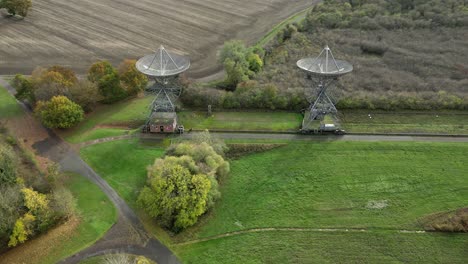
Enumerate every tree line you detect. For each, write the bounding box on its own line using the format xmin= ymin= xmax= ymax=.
xmin=12 ymin=60 xmax=148 ymax=129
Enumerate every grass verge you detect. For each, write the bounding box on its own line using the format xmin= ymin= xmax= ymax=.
xmin=178 ymin=111 xmax=302 ymax=132
xmin=80 ymin=139 xmax=165 ymax=206
xmin=175 ymin=231 xmax=468 ymax=264
xmin=60 ymin=96 xmax=151 ymax=143
xmin=341 ymin=110 xmax=468 ymax=134
xmin=39 ymin=173 xmax=117 ymax=264
xmin=0 ymin=85 xmax=22 ymax=119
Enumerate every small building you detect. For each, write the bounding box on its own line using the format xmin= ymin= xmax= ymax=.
xmin=145 ymin=112 xmax=177 ymax=133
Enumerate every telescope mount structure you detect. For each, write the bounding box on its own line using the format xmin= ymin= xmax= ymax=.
xmin=136 ymin=46 xmax=190 ymax=133
xmin=297 ymin=46 xmax=353 ymax=132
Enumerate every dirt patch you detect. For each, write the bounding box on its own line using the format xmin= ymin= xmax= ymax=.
xmin=0 ymin=217 xmax=80 ymax=264
xmin=4 ymin=113 xmax=52 ymax=172
xmin=420 ymin=207 xmax=468 ymax=232
xmin=0 ymin=0 xmax=314 ymax=78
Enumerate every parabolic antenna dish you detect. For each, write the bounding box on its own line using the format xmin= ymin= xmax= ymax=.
xmin=297 ymin=46 xmax=353 ymax=77
xmin=136 ymin=45 xmax=190 ymax=77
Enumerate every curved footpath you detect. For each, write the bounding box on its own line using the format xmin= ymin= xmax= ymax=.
xmin=0 ymin=78 xmax=180 ymax=264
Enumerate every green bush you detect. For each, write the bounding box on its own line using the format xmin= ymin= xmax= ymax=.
xmin=11 ymin=74 xmax=34 ymax=103
xmin=220 ymin=40 xmax=264 ymax=89
xmin=0 ymin=143 xmax=17 ymax=185
xmin=35 ymin=96 xmax=84 ymax=129
xmin=0 ymin=0 xmax=32 ymax=17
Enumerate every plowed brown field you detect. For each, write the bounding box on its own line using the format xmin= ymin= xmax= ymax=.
xmin=0 ymin=0 xmax=314 ymax=77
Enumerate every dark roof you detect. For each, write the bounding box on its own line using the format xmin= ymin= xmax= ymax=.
xmin=149 ymin=112 xmax=177 ymax=125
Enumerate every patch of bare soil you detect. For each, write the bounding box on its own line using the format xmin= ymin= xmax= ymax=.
xmin=5 ymin=113 xmax=52 ymax=171
xmin=0 ymin=0 xmax=315 ymax=78
xmin=0 ymin=217 xmax=80 ymax=264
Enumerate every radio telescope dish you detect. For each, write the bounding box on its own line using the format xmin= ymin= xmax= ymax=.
xmin=297 ymin=45 xmax=353 ymax=78
xmin=136 ymin=45 xmax=190 ymax=77
xmin=137 ymin=46 xmax=190 ymax=132
xmin=297 ymin=45 xmax=353 ymax=131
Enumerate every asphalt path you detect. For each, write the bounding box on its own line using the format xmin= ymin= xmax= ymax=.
xmin=175 ymin=132 xmax=468 ymax=143
xmin=0 ymin=79 xmax=180 ymax=264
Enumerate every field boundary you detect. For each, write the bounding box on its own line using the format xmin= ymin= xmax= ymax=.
xmin=176 ymin=227 xmax=433 ymax=246
xmin=75 ymin=131 xmax=468 ymax=148
xmin=192 ymin=129 xmax=468 ymax=137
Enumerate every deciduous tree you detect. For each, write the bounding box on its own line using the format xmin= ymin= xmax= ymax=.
xmin=88 ymin=61 xmax=116 ymax=83
xmin=35 ymin=95 xmax=84 ymax=128
xmin=8 ymin=213 xmax=35 ymax=247
xmin=68 ymin=80 xmax=101 ymax=112
xmin=98 ymin=72 xmax=126 ymax=103
xmin=118 ymin=59 xmax=148 ymax=95
xmin=11 ymin=74 xmax=34 ymax=102
xmin=138 ymin=157 xmax=211 ymax=231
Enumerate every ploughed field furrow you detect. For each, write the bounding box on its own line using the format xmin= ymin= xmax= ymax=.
xmin=0 ymin=0 xmax=312 ymax=76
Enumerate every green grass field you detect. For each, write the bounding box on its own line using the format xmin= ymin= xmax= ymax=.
xmin=61 ymin=93 xmax=467 ymax=144
xmin=178 ymin=111 xmax=302 ymax=132
xmin=176 ymin=231 xmax=467 ymax=264
xmin=40 ymin=173 xmax=117 ymax=264
xmin=80 ymin=139 xmax=165 ymax=206
xmin=0 ymin=86 xmax=22 ymax=119
xmin=61 ymin=96 xmax=152 ymax=143
xmin=341 ymin=110 xmax=468 ymax=134
xmin=80 ymin=139 xmax=468 ymax=263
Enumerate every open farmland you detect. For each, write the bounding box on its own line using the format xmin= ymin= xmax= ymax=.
xmin=0 ymin=0 xmax=314 ymax=77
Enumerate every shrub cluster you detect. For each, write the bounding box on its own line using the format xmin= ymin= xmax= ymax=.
xmin=219 ymin=41 xmax=265 ymax=90
xmin=304 ymin=0 xmax=468 ymax=31
xmin=138 ymin=132 xmax=229 ymax=232
xmin=424 ymin=208 xmax=468 ymax=233
xmin=0 ymin=0 xmax=32 ymax=17
xmin=0 ymin=138 xmax=75 ymax=250
xmin=182 ymin=80 xmax=307 ymax=111
xmin=359 ymin=40 xmax=388 ymax=56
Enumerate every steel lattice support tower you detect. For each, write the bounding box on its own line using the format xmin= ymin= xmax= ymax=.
xmin=136 ymin=45 xmax=190 ymax=126
xmin=297 ymin=46 xmax=353 ymax=130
